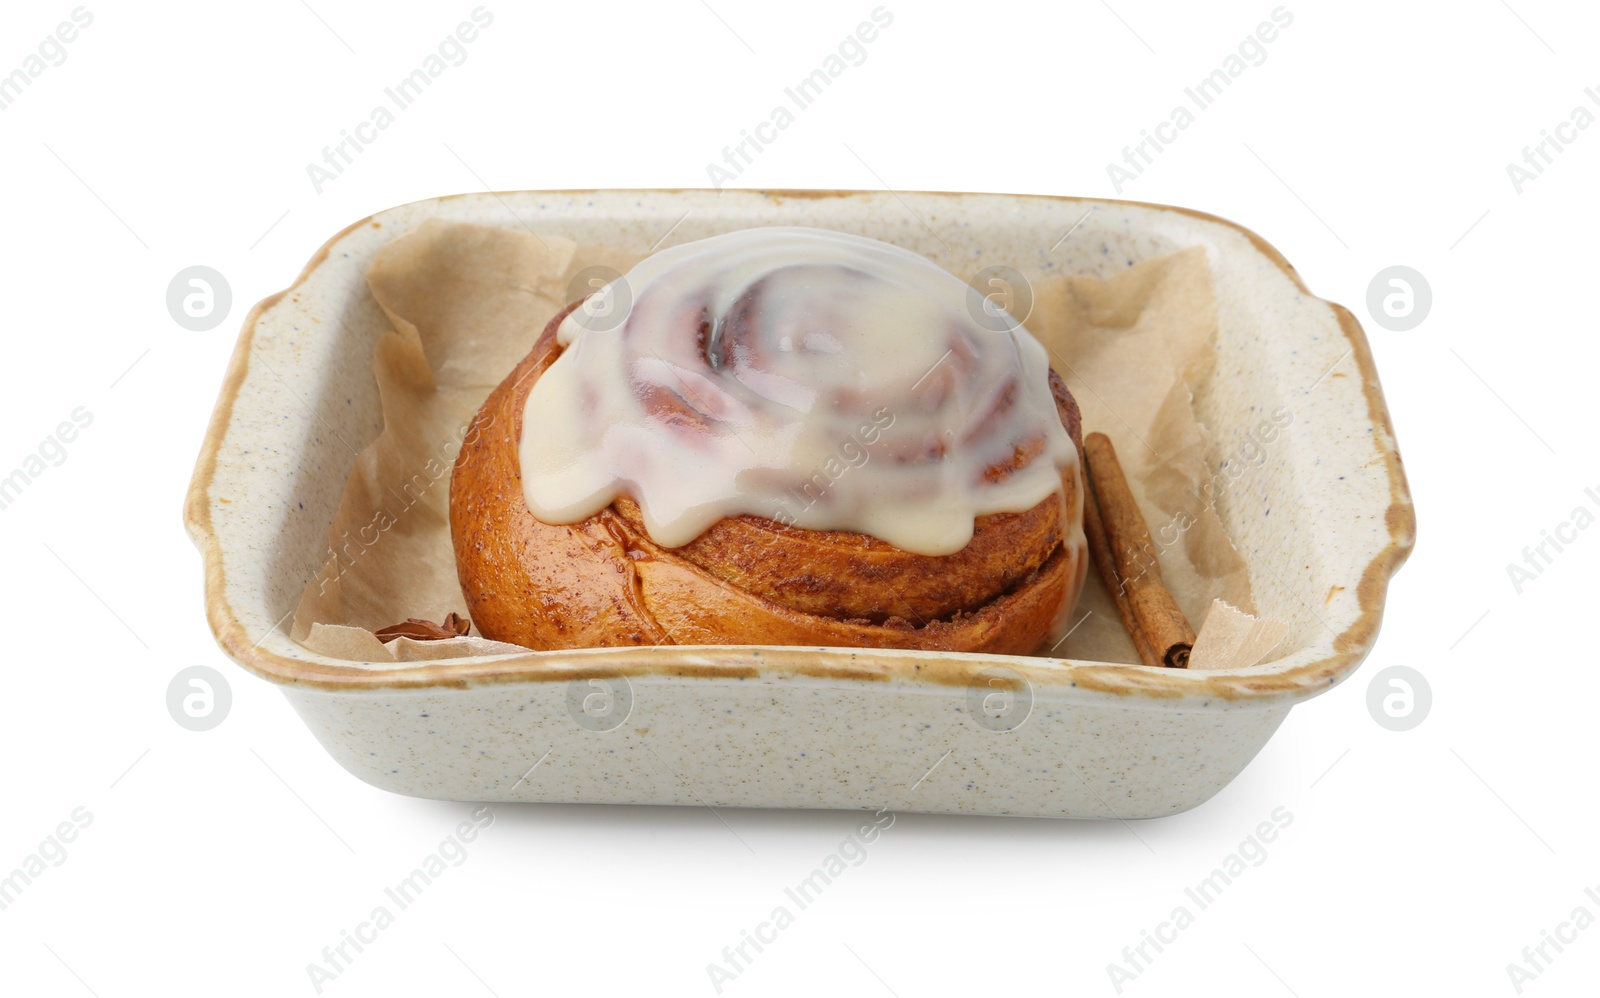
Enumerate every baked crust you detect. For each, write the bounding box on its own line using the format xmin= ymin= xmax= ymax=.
xmin=449 ymin=301 xmax=1084 ymax=654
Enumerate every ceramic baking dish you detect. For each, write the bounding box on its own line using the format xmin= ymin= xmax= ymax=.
xmin=184 ymin=189 xmax=1414 ymax=819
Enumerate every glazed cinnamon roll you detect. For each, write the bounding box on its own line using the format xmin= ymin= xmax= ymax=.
xmin=450 ymin=227 xmax=1086 ymax=654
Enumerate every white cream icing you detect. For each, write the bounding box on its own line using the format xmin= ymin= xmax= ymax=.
xmin=520 ymin=226 xmax=1079 ymax=559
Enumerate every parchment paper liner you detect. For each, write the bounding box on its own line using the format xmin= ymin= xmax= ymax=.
xmin=292 ymin=220 xmax=1275 ymax=668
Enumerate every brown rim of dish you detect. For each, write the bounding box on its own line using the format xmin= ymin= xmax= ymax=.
xmin=183 ymin=189 xmax=1416 ymax=701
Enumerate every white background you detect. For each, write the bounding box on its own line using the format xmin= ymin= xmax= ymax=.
xmin=2 ymin=1 xmax=1596 ymax=995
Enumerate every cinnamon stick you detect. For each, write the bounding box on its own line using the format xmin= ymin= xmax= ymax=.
xmin=1082 ymin=433 xmax=1196 ymax=668
xmin=1080 ymin=466 xmax=1160 ymax=667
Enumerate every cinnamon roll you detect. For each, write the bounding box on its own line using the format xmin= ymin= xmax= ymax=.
xmin=450 ymin=227 xmax=1087 ymax=654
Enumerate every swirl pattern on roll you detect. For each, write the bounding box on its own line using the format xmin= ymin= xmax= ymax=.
xmin=521 ymin=226 xmax=1077 ymax=557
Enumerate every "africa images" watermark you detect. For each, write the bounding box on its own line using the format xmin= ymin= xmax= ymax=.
xmin=305 ymin=7 xmax=495 ymax=193
xmin=0 ymin=406 xmax=94 ymax=514
xmin=706 ymin=809 xmax=895 ymax=992
xmin=0 ymin=7 xmax=94 ymax=113
xmin=1105 ymin=6 xmax=1294 ymax=194
xmin=764 ymin=406 xmax=895 ymax=537
xmin=705 ymin=7 xmax=895 ymax=188
xmin=1505 ymin=86 xmax=1600 ymax=194
xmin=1106 ymin=806 xmax=1293 ymax=992
xmin=1504 ymin=884 xmax=1600 ymax=993
xmin=0 ymin=806 xmax=94 ymax=913
xmin=305 ymin=806 xmax=495 ymax=992
xmin=1114 ymin=406 xmax=1292 ymax=595
xmin=1504 ymin=484 xmax=1600 ymax=595
xmin=307 ymin=410 xmax=496 ymax=596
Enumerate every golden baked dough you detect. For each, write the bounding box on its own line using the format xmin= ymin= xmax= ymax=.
xmin=450 ymin=301 xmax=1084 ymax=654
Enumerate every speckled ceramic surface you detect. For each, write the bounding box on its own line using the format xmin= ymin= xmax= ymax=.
xmin=184 ymin=190 xmax=1414 ymax=818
